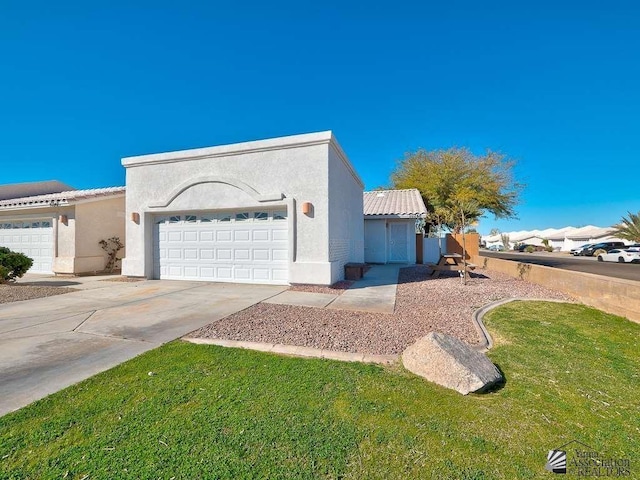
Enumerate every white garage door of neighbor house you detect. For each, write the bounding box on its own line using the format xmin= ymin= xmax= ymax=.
xmin=0 ymin=219 xmax=54 ymax=274
xmin=154 ymin=210 xmax=289 ymax=284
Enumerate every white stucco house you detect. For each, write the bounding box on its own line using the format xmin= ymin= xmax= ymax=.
xmin=482 ymin=225 xmax=627 ymax=252
xmin=363 ymin=189 xmax=426 ymax=264
xmin=545 ymin=227 xmax=577 ymax=251
xmin=0 ymin=181 xmax=125 ymax=274
xmin=562 ymin=225 xmax=620 ymax=251
xmin=121 ymin=131 xmax=365 ymax=285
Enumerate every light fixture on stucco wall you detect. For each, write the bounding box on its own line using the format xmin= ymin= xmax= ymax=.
xmin=302 ymin=202 xmax=313 ymax=215
xmin=131 ymin=212 xmax=140 ymax=224
xmin=59 ymin=214 xmax=68 ymax=226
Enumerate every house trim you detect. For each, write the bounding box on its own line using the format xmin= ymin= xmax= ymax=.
xmin=148 ymin=176 xmax=284 ymax=209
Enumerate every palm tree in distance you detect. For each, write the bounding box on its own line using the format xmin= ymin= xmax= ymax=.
xmin=612 ymin=211 xmax=640 ymax=243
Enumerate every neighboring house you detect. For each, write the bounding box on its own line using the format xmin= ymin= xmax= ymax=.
xmin=482 ymin=233 xmax=505 ymax=249
xmin=363 ymin=189 xmax=426 ymax=264
xmin=546 ymin=227 xmax=577 ymax=251
xmin=121 ymin=131 xmax=364 ymax=285
xmin=563 ymin=225 xmax=621 ymax=251
xmin=482 ymin=225 xmax=628 ymax=252
xmin=0 ymin=183 xmax=126 ymax=274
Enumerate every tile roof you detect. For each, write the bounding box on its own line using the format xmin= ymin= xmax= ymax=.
xmin=565 ymin=225 xmax=614 ymax=239
xmin=0 ymin=186 xmax=126 ymax=210
xmin=363 ymin=189 xmax=427 ymax=216
xmin=545 ymin=227 xmax=578 ymax=240
xmin=0 ymin=180 xmax=75 ymax=201
xmin=483 ymin=225 xmax=619 ymax=242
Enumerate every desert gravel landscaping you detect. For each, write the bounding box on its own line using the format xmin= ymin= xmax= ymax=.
xmin=0 ymin=284 xmax=77 ymax=304
xmin=191 ymin=266 xmax=574 ymax=355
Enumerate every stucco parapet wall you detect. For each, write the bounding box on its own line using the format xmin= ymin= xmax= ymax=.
xmin=121 ymin=131 xmax=363 ymax=188
xmin=475 ymin=254 xmax=640 ymax=323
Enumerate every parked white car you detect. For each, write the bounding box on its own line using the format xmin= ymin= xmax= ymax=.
xmin=571 ymin=243 xmax=593 ymax=256
xmin=597 ymin=248 xmax=640 ymax=263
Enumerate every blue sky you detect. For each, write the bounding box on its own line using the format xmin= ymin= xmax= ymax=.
xmin=1 ymin=1 xmax=638 ymax=234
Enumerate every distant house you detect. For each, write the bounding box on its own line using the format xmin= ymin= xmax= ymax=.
xmin=482 ymin=225 xmax=627 ymax=252
xmin=562 ymin=225 xmax=619 ymax=251
xmin=0 ymin=182 xmax=125 ymax=274
xmin=546 ymin=227 xmax=577 ymax=251
xmin=363 ymin=189 xmax=426 ymax=263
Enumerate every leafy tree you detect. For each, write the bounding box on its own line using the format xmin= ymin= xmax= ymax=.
xmin=611 ymin=211 xmax=640 ymax=243
xmin=489 ymin=228 xmax=501 ymax=236
xmin=0 ymin=247 xmax=33 ymax=282
xmin=391 ymin=147 xmax=522 ymax=233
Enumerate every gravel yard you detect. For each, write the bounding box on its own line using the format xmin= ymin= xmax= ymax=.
xmin=190 ymin=266 xmax=574 ymax=355
xmin=0 ymin=284 xmax=77 ymax=304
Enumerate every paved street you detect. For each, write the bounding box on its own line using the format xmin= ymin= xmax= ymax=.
xmin=481 ymin=251 xmax=640 ymax=282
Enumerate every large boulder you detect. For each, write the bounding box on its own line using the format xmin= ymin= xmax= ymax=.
xmin=402 ymin=332 xmax=503 ymax=395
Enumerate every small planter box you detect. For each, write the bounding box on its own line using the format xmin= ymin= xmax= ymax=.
xmin=344 ymin=263 xmax=366 ymax=280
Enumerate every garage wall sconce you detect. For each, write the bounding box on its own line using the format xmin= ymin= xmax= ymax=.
xmin=131 ymin=212 xmax=140 ymax=224
xmin=59 ymin=214 xmax=68 ymax=226
xmin=302 ymin=202 xmax=313 ymax=215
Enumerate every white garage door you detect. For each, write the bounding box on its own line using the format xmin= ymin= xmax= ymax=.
xmin=154 ymin=209 xmax=289 ymax=284
xmin=0 ymin=219 xmax=54 ymax=274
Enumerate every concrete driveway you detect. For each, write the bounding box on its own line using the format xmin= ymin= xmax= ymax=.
xmin=0 ymin=278 xmax=286 ymax=417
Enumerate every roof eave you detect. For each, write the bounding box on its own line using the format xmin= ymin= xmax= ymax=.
xmin=364 ymin=213 xmax=424 ymax=219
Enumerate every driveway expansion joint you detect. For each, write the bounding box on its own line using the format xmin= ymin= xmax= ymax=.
xmin=0 ymin=310 xmax=95 ymax=335
xmin=72 ymin=310 xmax=96 ymax=332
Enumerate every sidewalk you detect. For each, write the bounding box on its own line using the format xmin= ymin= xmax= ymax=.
xmin=327 ymin=264 xmax=401 ymax=314
xmin=264 ymin=264 xmax=403 ymax=314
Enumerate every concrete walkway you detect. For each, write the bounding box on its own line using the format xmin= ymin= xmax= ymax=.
xmin=327 ymin=264 xmax=402 ymax=314
xmin=263 ymin=264 xmax=403 ymax=314
xmin=0 ymin=278 xmax=286 ymax=417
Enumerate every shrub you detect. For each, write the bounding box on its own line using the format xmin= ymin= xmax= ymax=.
xmin=525 ymin=245 xmax=535 ymax=253
xmin=0 ymin=247 xmax=33 ymax=282
xmin=545 ymin=246 xmax=554 ymax=252
xmin=99 ymin=237 xmax=124 ymax=273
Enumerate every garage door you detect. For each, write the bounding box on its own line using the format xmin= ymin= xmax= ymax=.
xmin=153 ymin=209 xmax=289 ymax=284
xmin=0 ymin=219 xmax=54 ymax=274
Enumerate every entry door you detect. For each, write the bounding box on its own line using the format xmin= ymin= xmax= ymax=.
xmin=388 ymin=223 xmax=408 ymax=262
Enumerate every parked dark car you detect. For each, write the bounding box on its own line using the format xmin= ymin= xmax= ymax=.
xmin=570 ymin=243 xmax=593 ymax=256
xmin=580 ymin=241 xmax=627 ymax=257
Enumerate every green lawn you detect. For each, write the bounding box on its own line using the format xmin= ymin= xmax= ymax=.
xmin=1 ymin=301 xmax=639 ymax=479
